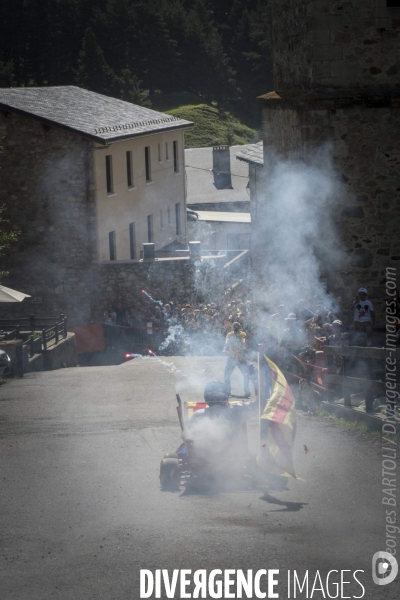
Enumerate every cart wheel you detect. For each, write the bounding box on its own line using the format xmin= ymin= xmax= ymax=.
xmin=160 ymin=458 xmax=180 ymax=490
xmin=163 ymin=452 xmax=179 ymax=459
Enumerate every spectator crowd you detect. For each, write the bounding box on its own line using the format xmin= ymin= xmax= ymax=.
xmin=101 ymin=286 xmax=400 ymax=415
xmin=103 ymin=295 xmax=255 ymax=354
xmin=102 ymin=286 xmax=399 ymax=356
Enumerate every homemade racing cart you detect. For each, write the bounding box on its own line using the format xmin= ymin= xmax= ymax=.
xmin=159 ymin=394 xmax=256 ymax=490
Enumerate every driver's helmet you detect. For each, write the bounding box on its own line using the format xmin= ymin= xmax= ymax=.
xmin=204 ymin=380 xmax=229 ymax=404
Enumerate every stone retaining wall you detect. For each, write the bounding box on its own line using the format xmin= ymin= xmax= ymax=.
xmin=91 ymin=258 xmax=226 ymax=321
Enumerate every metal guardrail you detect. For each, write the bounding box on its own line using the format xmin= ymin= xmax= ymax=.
xmin=322 ymin=345 xmax=400 ymax=413
xmin=0 ymin=314 xmax=68 ymax=358
xmin=0 ymin=313 xmax=66 ymax=332
xmin=27 ymin=319 xmax=68 ymax=358
xmin=102 ymin=322 xmax=169 ymax=353
xmin=100 ymin=322 xmax=225 ymax=355
xmin=0 ymin=326 xmax=21 ymax=340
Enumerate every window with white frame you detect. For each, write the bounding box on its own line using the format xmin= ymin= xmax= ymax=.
xmin=145 ymin=146 xmax=151 ymax=182
xmin=109 ymin=231 xmax=116 ymax=260
xmin=175 ymin=202 xmax=181 ymax=235
xmin=106 ymin=155 xmax=114 ymax=194
xmin=147 ymin=214 xmax=154 ymax=242
xmin=126 ymin=150 xmax=133 ymax=188
xmin=173 ymin=140 xmax=179 ymax=173
xmin=129 ymin=222 xmax=135 ymax=259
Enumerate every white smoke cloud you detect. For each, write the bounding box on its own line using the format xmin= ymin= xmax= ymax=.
xmin=152 ymin=146 xmax=345 ymax=360
xmin=252 ymin=145 xmax=345 ymax=313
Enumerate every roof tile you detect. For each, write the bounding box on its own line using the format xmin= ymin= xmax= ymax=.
xmin=0 ymin=86 xmax=193 ymax=144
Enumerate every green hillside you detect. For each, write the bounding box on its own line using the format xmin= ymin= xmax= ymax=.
xmin=165 ymin=104 xmax=260 ymax=149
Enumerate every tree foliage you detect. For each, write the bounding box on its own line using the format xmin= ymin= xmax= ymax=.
xmin=0 ymin=0 xmax=272 ymax=121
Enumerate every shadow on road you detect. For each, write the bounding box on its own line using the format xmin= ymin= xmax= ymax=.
xmin=261 ymin=492 xmax=308 ymax=512
xmin=179 ymin=480 xmax=259 ymax=497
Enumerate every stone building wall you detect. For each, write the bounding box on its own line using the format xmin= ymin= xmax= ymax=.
xmin=257 ymin=0 xmax=400 ymax=321
xmin=272 ymin=0 xmax=400 ymax=92
xmin=272 ymin=0 xmax=311 ymax=92
xmin=258 ymin=94 xmax=400 ymax=316
xmin=261 ymin=102 xmax=303 ymax=157
xmin=0 ymin=111 xmax=97 ymax=324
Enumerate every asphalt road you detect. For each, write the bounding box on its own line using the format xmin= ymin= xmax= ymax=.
xmin=0 ymin=356 xmax=398 ymax=600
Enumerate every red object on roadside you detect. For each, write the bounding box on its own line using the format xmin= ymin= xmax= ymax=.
xmin=69 ymin=324 xmax=105 ymax=353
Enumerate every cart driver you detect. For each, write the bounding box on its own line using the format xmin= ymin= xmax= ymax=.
xmin=189 ymin=380 xmax=257 ymax=445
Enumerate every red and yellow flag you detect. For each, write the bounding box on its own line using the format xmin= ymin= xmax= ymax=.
xmin=257 ymin=355 xmax=297 ymax=478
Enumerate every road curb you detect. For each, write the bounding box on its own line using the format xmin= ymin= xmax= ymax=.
xmin=321 ymin=401 xmax=400 ymax=432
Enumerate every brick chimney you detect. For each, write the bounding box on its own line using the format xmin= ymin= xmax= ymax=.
xmin=212 ymin=146 xmax=232 ymax=189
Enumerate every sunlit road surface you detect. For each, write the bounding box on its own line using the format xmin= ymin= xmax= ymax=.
xmin=0 ymin=357 xmax=396 ymax=600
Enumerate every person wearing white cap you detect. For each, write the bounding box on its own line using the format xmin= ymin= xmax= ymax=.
xmin=350 ymin=288 xmax=375 ymax=346
xmin=280 ymin=313 xmax=306 ymax=352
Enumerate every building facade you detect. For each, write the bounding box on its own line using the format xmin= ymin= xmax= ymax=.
xmin=94 ymin=130 xmax=187 ymax=262
xmin=235 ymin=142 xmax=264 ymax=258
xmin=187 ymin=210 xmax=251 ymax=253
xmin=185 ymin=145 xmax=252 ymax=252
xmin=0 ymin=86 xmax=192 ymax=322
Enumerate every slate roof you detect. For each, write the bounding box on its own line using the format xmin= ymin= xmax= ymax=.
xmin=0 ymin=86 xmax=193 ymax=144
xmin=235 ymin=141 xmax=264 ymax=166
xmin=185 ymin=144 xmax=254 ymax=205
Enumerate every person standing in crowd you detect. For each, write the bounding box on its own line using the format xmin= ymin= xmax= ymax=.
xmin=114 ymin=302 xmax=125 ymax=327
xmin=126 ymin=307 xmax=141 ymax=328
xmin=350 ymin=287 xmax=375 ymax=346
xmin=265 ymin=304 xmax=286 ymax=347
xmin=223 ymin=322 xmax=250 ymax=398
xmin=103 ymin=304 xmax=117 ymax=350
xmin=279 ymin=313 xmax=307 ymax=406
xmin=153 ymin=305 xmax=164 ymax=325
xmin=328 ymin=319 xmax=346 ymax=373
xmin=280 ymin=313 xmax=306 ymax=354
xmin=114 ymin=301 xmax=126 ymax=345
xmin=296 ymin=299 xmax=314 ymax=324
xmin=163 ymin=304 xmax=172 ymax=320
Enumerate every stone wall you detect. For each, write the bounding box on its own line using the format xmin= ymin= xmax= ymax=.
xmin=0 ymin=111 xmax=97 ymax=324
xmin=261 ymin=103 xmax=303 ymax=157
xmin=258 ymin=93 xmax=400 ymax=317
xmin=272 ymin=0 xmax=312 ymax=92
xmin=257 ymin=0 xmax=399 ymax=321
xmin=91 ymin=258 xmax=227 ymax=321
xmin=272 ymin=0 xmax=400 ymax=91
